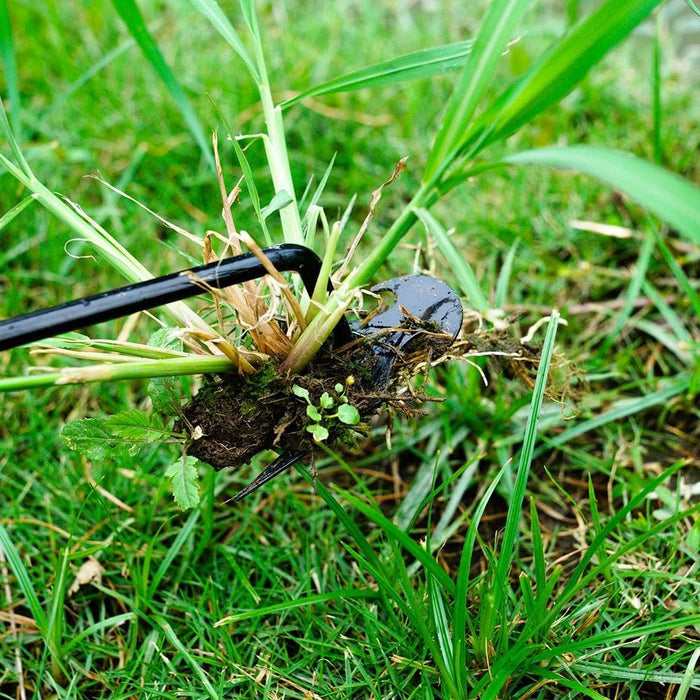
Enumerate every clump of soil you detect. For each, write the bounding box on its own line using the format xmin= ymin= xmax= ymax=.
xmin=179 ymin=339 xmax=421 ymax=471
xmin=179 ymin=326 xmax=543 ymax=473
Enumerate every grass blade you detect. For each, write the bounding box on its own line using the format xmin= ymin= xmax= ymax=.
xmin=188 ymin=0 xmax=258 ymax=80
xmin=490 ymin=310 xmax=559 ymax=650
xmin=423 ymin=0 xmax=530 ymax=183
xmin=653 ymin=228 xmax=700 ymax=319
xmin=39 ymin=39 xmax=135 ymax=127
xmin=154 ymin=616 xmax=218 ymax=699
xmin=0 ymin=194 xmax=35 ymax=232
xmin=600 ymin=228 xmax=655 ymax=353
xmin=0 ymin=97 xmax=31 ymax=176
xmin=542 ymin=374 xmax=691 ymax=451
xmin=494 ymin=239 xmax=519 ymax=308
xmin=677 ymin=647 xmax=700 ymax=700
xmin=415 ymin=208 xmax=490 ymax=313
xmin=339 ymin=489 xmax=456 ymax=597
xmin=464 ymin=0 xmax=662 ymax=155
xmin=147 ymin=507 xmax=200 ymax=598
xmin=110 ymin=0 xmax=214 ymax=170
xmin=504 ymin=146 xmax=700 ymax=246
xmin=0 ymin=0 xmax=20 ymax=139
xmin=281 ymin=40 xmax=473 ymax=108
xmin=62 ymin=613 xmax=135 ymax=655
xmin=0 ymin=524 xmax=48 ymax=635
xmin=215 ymin=588 xmax=378 ymax=625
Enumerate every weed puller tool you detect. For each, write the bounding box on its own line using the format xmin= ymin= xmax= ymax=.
xmin=0 ymin=244 xmax=462 ymax=499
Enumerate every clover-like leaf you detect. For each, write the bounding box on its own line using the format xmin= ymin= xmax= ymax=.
xmin=307 ymin=424 xmax=329 ymax=442
xmin=337 ymin=404 xmax=360 ymax=425
xmin=306 ymin=405 xmax=322 ymax=421
xmin=292 ymin=385 xmax=310 ymax=401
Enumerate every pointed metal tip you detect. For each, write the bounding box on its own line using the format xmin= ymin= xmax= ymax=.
xmin=233 ymin=452 xmax=302 ymax=501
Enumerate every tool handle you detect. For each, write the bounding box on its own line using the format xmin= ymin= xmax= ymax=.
xmin=0 ymin=244 xmax=352 ymax=351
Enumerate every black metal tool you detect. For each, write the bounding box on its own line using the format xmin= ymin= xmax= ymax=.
xmin=233 ymin=275 xmax=463 ymax=501
xmin=0 ymin=244 xmax=352 ymax=351
xmin=0 ymin=244 xmax=462 ymax=500
xmin=351 ymin=274 xmax=463 ymax=388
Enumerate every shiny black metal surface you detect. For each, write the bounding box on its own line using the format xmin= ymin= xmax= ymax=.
xmin=0 ymin=244 xmax=353 ymax=351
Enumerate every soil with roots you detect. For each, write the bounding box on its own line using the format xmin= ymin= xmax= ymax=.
xmin=178 ymin=328 xmax=542 ymax=473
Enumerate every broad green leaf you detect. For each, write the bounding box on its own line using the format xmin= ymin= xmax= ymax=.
xmin=504 ymin=146 xmax=700 ymax=246
xmin=336 ymin=403 xmax=360 ymax=426
xmin=147 ymin=332 xmax=185 ymax=415
xmin=148 ymin=327 xmax=183 ymax=351
xmin=319 ymin=392 xmax=334 ymax=410
xmin=415 ymin=207 xmax=489 ymax=312
xmin=0 ymin=0 xmax=20 ymax=138
xmin=281 ymin=40 xmax=473 ymax=109
xmin=306 ymin=405 xmax=322 ymax=421
xmin=61 ymin=418 xmax=126 ymax=460
xmin=188 ymin=0 xmax=259 ymax=80
xmin=110 ymin=0 xmax=214 ymax=170
xmin=61 ymin=418 xmax=115 ymax=460
xmin=462 ymin=0 xmax=662 ymax=156
xmin=423 ymin=0 xmax=530 ymax=182
xmin=164 ymin=456 xmax=200 ymax=509
xmin=148 ymin=376 xmax=183 ymax=415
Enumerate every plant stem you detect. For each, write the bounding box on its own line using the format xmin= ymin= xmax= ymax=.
xmin=282 ymin=183 xmax=439 ymax=374
xmin=255 ymin=59 xmax=304 ymax=245
xmin=348 ymin=183 xmax=436 ymax=288
xmin=0 ymin=356 xmax=238 ymax=393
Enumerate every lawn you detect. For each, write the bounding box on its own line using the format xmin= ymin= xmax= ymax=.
xmin=0 ymin=1 xmax=699 ymax=698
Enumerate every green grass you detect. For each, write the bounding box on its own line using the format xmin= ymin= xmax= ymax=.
xmin=1 ymin=0 xmax=699 ymax=697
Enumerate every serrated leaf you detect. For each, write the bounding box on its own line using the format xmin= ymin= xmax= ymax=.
xmin=336 ymin=404 xmax=360 ymax=426
xmin=165 ymin=456 xmax=200 ymax=509
xmin=104 ymin=410 xmax=164 ymax=442
xmin=61 ymin=418 xmax=113 ymax=460
xmin=148 ymin=377 xmax=182 ymax=416
xmin=148 ymin=327 xmax=183 ymax=351
xmin=62 ymin=410 xmax=166 ymax=460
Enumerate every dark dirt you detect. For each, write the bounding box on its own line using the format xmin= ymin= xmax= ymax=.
xmin=178 ymin=325 xmax=543 ymax=474
xmin=179 ymin=330 xmax=445 ymax=471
